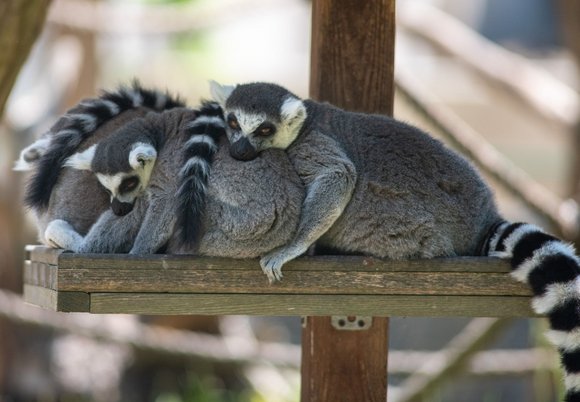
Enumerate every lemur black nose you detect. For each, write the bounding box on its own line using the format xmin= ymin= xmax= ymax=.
xmin=229 ymin=137 xmax=259 ymax=161
xmin=111 ymin=198 xmax=134 ymax=216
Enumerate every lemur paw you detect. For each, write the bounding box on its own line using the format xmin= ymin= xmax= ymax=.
xmin=45 ymin=219 xmax=81 ymax=251
xmin=260 ymin=247 xmax=303 ymax=283
xmin=260 ymin=254 xmax=285 ymax=283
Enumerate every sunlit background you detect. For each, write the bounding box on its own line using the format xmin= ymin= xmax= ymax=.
xmin=1 ymin=0 xmax=579 ymax=401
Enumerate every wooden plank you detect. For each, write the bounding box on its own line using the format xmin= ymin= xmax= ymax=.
xmin=88 ymin=293 xmax=534 ymax=316
xmin=23 ymin=284 xmax=90 ymax=312
xmin=23 ymin=261 xmax=58 ymax=290
xmin=56 ymin=252 xmax=513 ymax=273
xmin=29 ymin=246 xmax=514 ymax=273
xmin=24 ymin=246 xmax=534 ymax=318
xmin=57 ymin=291 xmax=90 ymax=313
xmin=29 ymin=246 xmax=65 ymax=266
xmin=301 ymin=317 xmax=388 ymax=402
xmin=55 ymin=268 xmax=531 ymax=296
xmin=23 ymin=284 xmax=58 ymax=311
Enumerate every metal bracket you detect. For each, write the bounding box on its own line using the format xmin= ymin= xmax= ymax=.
xmin=331 ymin=316 xmax=372 ymax=331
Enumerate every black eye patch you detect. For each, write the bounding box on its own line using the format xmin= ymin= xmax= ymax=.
xmin=254 ymin=122 xmax=276 ymax=137
xmin=227 ymin=113 xmax=239 ymax=130
xmin=119 ymin=176 xmax=140 ymax=194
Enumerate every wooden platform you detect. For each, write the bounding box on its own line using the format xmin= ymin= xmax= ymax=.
xmin=23 ymin=246 xmax=535 ymax=317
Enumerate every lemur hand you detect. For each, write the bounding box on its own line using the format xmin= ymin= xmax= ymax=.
xmin=45 ymin=219 xmax=82 ymax=251
xmin=260 ymin=245 xmax=306 ymax=283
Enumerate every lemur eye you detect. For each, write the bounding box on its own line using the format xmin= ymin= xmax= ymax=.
xmin=227 ymin=113 xmax=239 ymax=130
xmin=255 ymin=122 xmax=276 ymax=137
xmin=119 ymin=176 xmax=139 ymax=194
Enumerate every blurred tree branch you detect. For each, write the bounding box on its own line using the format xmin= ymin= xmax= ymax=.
xmin=0 ymin=0 xmax=51 ymax=118
xmin=557 ymin=0 xmax=580 ymax=64
xmin=398 ymin=1 xmax=579 ymax=128
xmin=556 ymin=0 xmax=580 ymax=214
xmin=0 ymin=1 xmax=51 ymax=394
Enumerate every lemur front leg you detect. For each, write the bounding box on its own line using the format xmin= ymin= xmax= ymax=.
xmin=45 ymin=201 xmax=145 ymax=253
xmin=129 ymin=196 xmax=177 ymax=254
xmin=260 ymin=158 xmax=357 ymax=282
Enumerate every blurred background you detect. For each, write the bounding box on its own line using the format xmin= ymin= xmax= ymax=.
xmin=1 ymin=0 xmax=580 ymax=401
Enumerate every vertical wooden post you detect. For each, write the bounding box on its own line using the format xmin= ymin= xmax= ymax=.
xmin=303 ymin=0 xmax=395 ymax=401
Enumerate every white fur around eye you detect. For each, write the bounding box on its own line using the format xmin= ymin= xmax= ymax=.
xmin=233 ymin=110 xmax=267 ymax=135
xmin=129 ymin=142 xmax=157 ymax=170
xmin=96 ymin=173 xmax=122 ymax=196
xmin=64 ymin=144 xmax=97 ymax=170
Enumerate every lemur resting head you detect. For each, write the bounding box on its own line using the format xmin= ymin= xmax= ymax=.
xmin=210 ymin=81 xmax=307 ymax=161
xmin=64 ymin=121 xmax=158 ymax=216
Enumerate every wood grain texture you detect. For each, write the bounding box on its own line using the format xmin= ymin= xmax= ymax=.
xmin=23 ymin=261 xmax=58 ymax=290
xmin=310 ymin=0 xmax=395 ymax=114
xmin=54 ymin=269 xmax=530 ymax=296
xmin=57 ymin=252 xmax=513 ymax=273
xmin=24 ymin=247 xmax=529 ymax=297
xmin=88 ymin=293 xmax=534 ymax=317
xmin=23 ymin=246 xmax=533 ymax=316
xmin=23 ymin=285 xmax=89 ymax=312
xmin=301 ymin=317 xmax=388 ymax=402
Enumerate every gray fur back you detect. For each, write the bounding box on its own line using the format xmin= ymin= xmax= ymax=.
xmin=302 ymin=102 xmax=500 ymax=257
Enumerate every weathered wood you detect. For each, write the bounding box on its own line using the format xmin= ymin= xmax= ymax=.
xmin=88 ymin=293 xmax=533 ymax=317
xmin=22 ymin=246 xmax=535 ymax=316
xmin=23 ymin=261 xmax=58 ymax=290
xmin=56 ymin=252 xmax=513 ymax=273
xmin=308 ymin=0 xmax=395 ymax=400
xmin=310 ymin=0 xmax=395 ymax=115
xmin=301 ymin=317 xmax=388 ymax=402
xmin=30 ymin=246 xmax=66 ymax=266
xmin=23 ymin=285 xmax=89 ymax=312
xmin=54 ymin=268 xmax=530 ymax=296
xmin=24 ymin=247 xmax=530 ymax=297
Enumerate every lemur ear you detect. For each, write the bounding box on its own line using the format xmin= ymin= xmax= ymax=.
xmin=64 ymin=144 xmax=97 ymax=170
xmin=209 ymin=80 xmax=236 ymax=107
xmin=280 ymin=96 xmax=307 ymax=125
xmin=129 ymin=143 xmax=157 ymax=170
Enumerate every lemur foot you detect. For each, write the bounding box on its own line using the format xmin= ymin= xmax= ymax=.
xmin=260 ymin=246 xmax=305 ymax=283
xmin=45 ymin=219 xmax=82 ymax=251
xmin=260 ymin=254 xmax=284 ymax=283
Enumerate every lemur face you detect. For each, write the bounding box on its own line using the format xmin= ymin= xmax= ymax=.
xmin=210 ymin=81 xmax=307 ymax=161
xmin=65 ymin=142 xmax=157 ymax=216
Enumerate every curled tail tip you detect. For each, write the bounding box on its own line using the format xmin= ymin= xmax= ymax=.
xmin=13 ymin=159 xmax=33 ymax=172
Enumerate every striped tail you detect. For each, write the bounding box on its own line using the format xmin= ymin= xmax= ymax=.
xmin=484 ymin=221 xmax=580 ymax=402
xmin=176 ymin=101 xmax=226 ymax=247
xmin=24 ymin=80 xmax=184 ymax=210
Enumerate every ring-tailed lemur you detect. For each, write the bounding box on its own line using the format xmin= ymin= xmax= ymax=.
xmin=17 ymin=82 xmax=185 ymax=240
xmin=20 ymin=87 xmax=303 ymax=256
xmin=210 ymin=81 xmax=580 ymax=402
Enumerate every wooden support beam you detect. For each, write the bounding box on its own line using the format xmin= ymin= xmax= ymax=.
xmin=306 ymin=0 xmax=395 ymax=400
